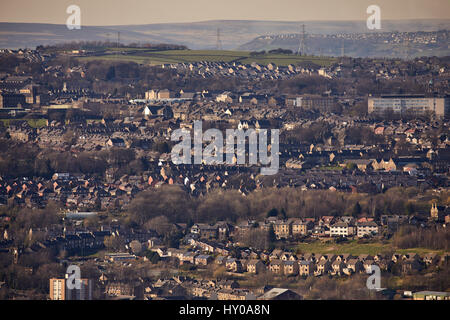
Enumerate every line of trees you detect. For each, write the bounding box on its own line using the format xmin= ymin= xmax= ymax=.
xmin=125 ymin=185 xmax=440 ymax=228
xmin=0 ymin=138 xmax=148 ymax=178
xmin=36 ymin=41 xmax=188 ymax=52
xmin=393 ymin=225 xmax=450 ymax=251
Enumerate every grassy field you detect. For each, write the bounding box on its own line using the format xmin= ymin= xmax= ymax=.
xmin=293 ymin=240 xmax=446 ymax=256
xmin=318 ymin=165 xmax=344 ymax=171
xmin=0 ymin=118 xmax=47 ymax=128
xmin=78 ymin=49 xmax=336 ymax=67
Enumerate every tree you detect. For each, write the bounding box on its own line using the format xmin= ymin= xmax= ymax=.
xmin=352 ymin=202 xmax=362 ymax=217
xmin=106 ymin=66 xmax=116 ymax=80
xmin=63 ymin=129 xmax=78 ymax=146
xmin=129 ymin=240 xmax=143 ymax=255
xmin=144 ymin=215 xmax=173 ymax=235
xmin=404 ymin=202 xmax=414 ymax=215
xmin=268 ymin=224 xmax=277 ymax=245
xmin=237 ymin=229 xmax=272 ymax=251
xmin=127 ymin=185 xmax=191 ymax=226
xmin=84 ymin=215 xmax=100 ymax=228
xmin=101 ymin=148 xmax=135 ymax=166
xmin=163 ymin=230 xmax=183 ymax=248
xmin=103 ymin=235 xmax=125 ymax=251
xmin=213 ymin=265 xmax=226 ymax=278
xmin=346 ymin=162 xmax=357 ymax=171
xmin=267 ymin=208 xmax=278 ymax=217
xmin=145 ymin=250 xmax=160 ymax=264
xmin=196 ymin=189 xmax=249 ymax=223
xmin=153 ymin=141 xmax=170 ymax=154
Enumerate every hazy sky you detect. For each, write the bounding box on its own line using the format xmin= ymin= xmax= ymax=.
xmin=0 ymin=0 xmax=449 ymax=25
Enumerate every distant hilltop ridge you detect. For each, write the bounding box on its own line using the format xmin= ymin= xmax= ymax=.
xmin=0 ymin=19 xmax=449 ymax=54
xmin=238 ymin=29 xmax=450 ymax=58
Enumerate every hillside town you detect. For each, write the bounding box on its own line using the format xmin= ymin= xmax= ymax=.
xmin=0 ymin=42 xmax=449 ymax=301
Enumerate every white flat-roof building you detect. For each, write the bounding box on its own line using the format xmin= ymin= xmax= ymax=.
xmin=368 ymin=95 xmax=449 ymax=118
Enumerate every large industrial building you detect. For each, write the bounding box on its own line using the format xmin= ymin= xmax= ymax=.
xmin=0 ymin=92 xmax=26 ymax=108
xmin=368 ymin=95 xmax=449 ymax=118
xmin=286 ymin=95 xmax=337 ymax=111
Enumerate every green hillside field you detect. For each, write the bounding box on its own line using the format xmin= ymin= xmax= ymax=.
xmin=293 ymin=239 xmax=447 ymax=256
xmin=77 ymin=49 xmax=336 ymax=67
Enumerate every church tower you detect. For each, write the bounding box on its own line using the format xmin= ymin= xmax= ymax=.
xmin=430 ymin=202 xmax=439 ymax=220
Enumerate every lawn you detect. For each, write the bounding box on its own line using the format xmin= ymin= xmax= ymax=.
xmin=293 ymin=240 xmax=446 ymax=256
xmin=318 ymin=165 xmax=344 ymax=171
xmin=78 ymin=49 xmax=336 ymax=67
xmin=0 ymin=118 xmax=47 ymax=128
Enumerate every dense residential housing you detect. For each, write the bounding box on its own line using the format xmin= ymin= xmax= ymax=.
xmin=0 ymin=34 xmax=448 ymax=302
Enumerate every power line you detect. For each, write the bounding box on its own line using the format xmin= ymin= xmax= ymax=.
xmin=116 ymin=31 xmax=120 ymax=61
xmin=297 ymin=24 xmax=306 ymax=56
xmin=406 ymin=39 xmax=411 ymax=60
xmin=301 ymin=24 xmax=306 ymax=56
xmin=216 ymin=28 xmax=223 ymax=50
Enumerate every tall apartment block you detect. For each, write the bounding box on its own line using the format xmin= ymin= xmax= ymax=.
xmin=368 ymin=94 xmax=449 ymax=118
xmin=49 ymin=278 xmax=93 ymax=300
